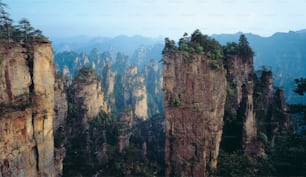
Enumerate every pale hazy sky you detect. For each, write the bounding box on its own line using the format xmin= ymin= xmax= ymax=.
xmin=6 ymin=0 xmax=306 ymax=38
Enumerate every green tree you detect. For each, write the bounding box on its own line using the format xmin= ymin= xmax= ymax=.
xmin=293 ymin=78 xmax=306 ymax=96
xmin=17 ymin=18 xmax=34 ymax=40
xmin=189 ymin=29 xmax=223 ymax=59
xmin=163 ymin=37 xmax=176 ymax=53
xmin=178 ymin=32 xmax=189 ymax=51
xmin=223 ymin=42 xmax=239 ymax=56
xmin=0 ymin=0 xmax=13 ymax=39
xmin=289 ymin=77 xmax=306 ymax=121
xmin=272 ymin=78 xmax=306 ymax=176
xmin=238 ymin=34 xmax=254 ymax=58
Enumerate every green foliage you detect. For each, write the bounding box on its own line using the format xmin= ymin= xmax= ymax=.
xmin=210 ymin=60 xmax=222 ymax=70
xmin=178 ymin=43 xmax=189 ymax=52
xmin=78 ymin=66 xmax=95 ymax=75
xmin=259 ymin=132 xmax=269 ymax=145
xmin=169 ymin=95 xmax=181 ymax=107
xmin=223 ymin=42 xmax=239 ymax=56
xmin=294 ymin=77 xmax=306 ymax=96
xmin=226 ymin=85 xmax=234 ymax=97
xmin=0 ymin=1 xmax=48 ymax=42
xmin=76 ymin=66 xmax=101 ymax=83
xmin=89 ymin=111 xmax=112 ymax=129
xmin=162 ymin=37 xmax=177 ymax=54
xmin=67 ymin=103 xmax=78 ymax=122
xmin=272 ymin=132 xmax=306 ymax=176
xmin=54 ymin=129 xmax=65 ymax=148
xmin=215 ymin=151 xmax=274 ymax=177
xmin=193 ymin=103 xmax=201 ymax=112
xmin=269 ymin=78 xmax=306 ymax=176
xmin=288 ymin=104 xmax=306 ymax=114
xmin=194 ymin=44 xmax=204 ymax=54
xmin=223 ymin=35 xmax=254 ymax=61
xmin=163 ymin=29 xmax=224 ymax=61
xmin=238 ymin=34 xmax=254 ymax=58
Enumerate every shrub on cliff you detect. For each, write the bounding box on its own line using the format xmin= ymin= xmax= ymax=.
xmin=215 ymin=150 xmax=274 ymax=176
xmin=162 ymin=30 xmax=224 ymax=60
xmin=162 ymin=37 xmax=177 ymax=54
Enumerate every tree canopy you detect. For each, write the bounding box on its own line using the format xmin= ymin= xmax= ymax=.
xmin=223 ymin=34 xmax=254 ymax=60
xmin=294 ymin=78 xmax=306 ymax=96
xmin=162 ymin=29 xmax=224 ymax=60
xmin=0 ymin=1 xmax=48 ymax=42
xmin=238 ymin=34 xmax=254 ymax=58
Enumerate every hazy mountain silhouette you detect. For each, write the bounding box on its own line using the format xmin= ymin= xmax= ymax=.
xmin=52 ymin=30 xmax=306 ymax=103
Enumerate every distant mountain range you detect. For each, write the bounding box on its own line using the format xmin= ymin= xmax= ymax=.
xmin=51 ymin=29 xmax=306 ymax=103
xmin=52 ymin=35 xmax=163 ymax=56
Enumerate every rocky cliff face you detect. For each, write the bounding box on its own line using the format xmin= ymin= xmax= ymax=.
xmin=0 ymin=41 xmax=57 ymax=176
xmin=225 ymin=55 xmax=254 ymax=110
xmin=144 ymin=60 xmax=163 ymax=117
xmin=222 ymin=53 xmax=291 ymax=156
xmin=223 ymin=55 xmax=258 ymax=154
xmin=163 ymin=52 xmax=227 ymax=177
xmin=71 ymin=68 xmax=110 ymax=121
xmin=54 ymin=73 xmax=68 ymax=133
xmin=53 ymin=73 xmax=68 ymax=177
xmin=254 ymin=70 xmax=290 ymax=148
xmin=63 ymin=67 xmax=111 ymax=176
xmin=122 ymin=65 xmax=148 ymax=120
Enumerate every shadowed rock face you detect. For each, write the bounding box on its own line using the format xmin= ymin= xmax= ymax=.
xmin=53 ymin=75 xmax=68 ymax=177
xmin=0 ymin=41 xmax=57 ymax=177
xmin=225 ymin=55 xmax=258 ymax=155
xmin=163 ymin=51 xmax=227 ymax=177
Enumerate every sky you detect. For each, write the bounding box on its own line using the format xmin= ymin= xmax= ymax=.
xmin=5 ymin=0 xmax=306 ymax=39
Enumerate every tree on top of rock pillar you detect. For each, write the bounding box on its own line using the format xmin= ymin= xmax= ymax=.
xmin=238 ymin=34 xmax=254 ymax=59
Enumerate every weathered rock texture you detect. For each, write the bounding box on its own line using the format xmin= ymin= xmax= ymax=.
xmin=144 ymin=60 xmax=163 ymax=117
xmin=163 ymin=52 xmax=227 ymax=177
xmin=222 ymin=54 xmax=290 ymax=156
xmin=63 ymin=67 xmax=111 ymax=176
xmin=71 ymin=68 xmax=110 ymax=121
xmin=253 ymin=70 xmax=290 ymax=148
xmin=53 ymin=74 xmax=68 ymax=177
xmin=0 ymin=41 xmax=57 ymax=177
xmin=225 ymin=55 xmax=254 ymax=111
xmin=122 ymin=65 xmax=148 ymax=120
xmin=224 ymin=55 xmax=258 ymax=155
xmin=54 ymin=74 xmax=68 ymax=133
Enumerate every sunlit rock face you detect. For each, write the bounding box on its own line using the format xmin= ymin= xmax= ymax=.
xmin=0 ymin=41 xmax=57 ymax=177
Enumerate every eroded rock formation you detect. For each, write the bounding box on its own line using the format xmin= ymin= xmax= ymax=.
xmin=223 ymin=54 xmax=258 ymax=155
xmin=163 ymin=52 xmax=227 ymax=177
xmin=70 ymin=68 xmax=110 ymax=120
xmin=122 ymin=65 xmax=148 ymax=120
xmin=0 ymin=41 xmax=57 ymax=176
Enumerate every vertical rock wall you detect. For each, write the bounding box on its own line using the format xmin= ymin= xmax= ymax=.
xmin=0 ymin=41 xmax=56 ymax=177
xmin=224 ymin=55 xmax=258 ymax=155
xmin=163 ymin=52 xmax=227 ymax=177
xmin=122 ymin=65 xmax=148 ymax=120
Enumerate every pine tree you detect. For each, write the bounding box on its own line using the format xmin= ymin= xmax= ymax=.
xmin=238 ymin=34 xmax=254 ymax=58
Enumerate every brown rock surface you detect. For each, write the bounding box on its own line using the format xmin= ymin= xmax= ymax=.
xmin=71 ymin=68 xmax=110 ymax=121
xmin=163 ymin=52 xmax=227 ymax=177
xmin=122 ymin=65 xmax=148 ymax=120
xmin=0 ymin=41 xmax=57 ymax=177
